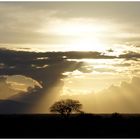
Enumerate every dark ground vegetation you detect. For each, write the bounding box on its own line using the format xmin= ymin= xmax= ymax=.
xmin=0 ymin=113 xmax=140 ymax=138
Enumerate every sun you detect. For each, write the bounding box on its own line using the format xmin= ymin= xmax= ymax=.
xmin=39 ymin=18 xmax=111 ymax=52
xmin=69 ymin=37 xmax=107 ymax=52
xmin=47 ymin=19 xmax=109 ymax=52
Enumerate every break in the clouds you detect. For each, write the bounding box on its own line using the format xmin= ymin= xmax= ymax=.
xmin=1 ymin=2 xmax=140 ymax=51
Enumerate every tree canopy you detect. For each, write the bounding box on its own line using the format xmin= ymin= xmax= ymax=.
xmin=50 ymin=99 xmax=82 ymax=115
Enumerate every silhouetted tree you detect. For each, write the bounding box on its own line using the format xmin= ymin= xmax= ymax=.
xmin=50 ymin=99 xmax=82 ymax=115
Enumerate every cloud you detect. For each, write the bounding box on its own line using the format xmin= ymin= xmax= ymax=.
xmin=119 ymin=51 xmax=140 ymax=60
xmin=0 ymin=48 xmax=139 ymax=113
xmin=0 ymin=2 xmax=140 ymax=49
xmin=114 ymin=63 xmax=132 ymax=67
xmin=7 ymin=75 xmax=42 ymax=91
xmin=0 ymin=74 xmax=43 ymax=99
xmin=0 ymin=76 xmax=20 ymax=99
xmin=0 ymin=2 xmax=60 ymax=44
xmin=0 ymin=49 xmax=103 ymax=113
xmin=61 ymin=76 xmax=140 ymax=113
xmin=0 ymin=48 xmax=121 ymax=113
xmin=97 ymin=76 xmax=140 ymax=113
xmin=94 ymin=68 xmax=116 ymax=73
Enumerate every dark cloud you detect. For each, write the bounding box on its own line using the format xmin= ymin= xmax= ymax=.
xmin=94 ymin=68 xmax=116 ymax=73
xmin=0 ymin=49 xmax=114 ymax=85
xmin=0 ymin=49 xmax=113 ymax=113
xmin=107 ymin=48 xmax=114 ymax=52
xmin=0 ymin=48 xmax=139 ymax=113
xmin=113 ymin=63 xmax=132 ymax=67
xmin=119 ymin=51 xmax=140 ymax=60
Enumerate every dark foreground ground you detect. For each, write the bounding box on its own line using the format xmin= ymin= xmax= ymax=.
xmin=0 ymin=113 xmax=140 ymax=138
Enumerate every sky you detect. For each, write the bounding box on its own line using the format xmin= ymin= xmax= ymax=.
xmin=0 ymin=2 xmax=140 ymax=52
xmin=0 ymin=2 xmax=140 ymax=114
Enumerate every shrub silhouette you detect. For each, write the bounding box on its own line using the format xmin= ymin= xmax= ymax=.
xmin=50 ymin=99 xmax=82 ymax=115
xmin=111 ymin=112 xmax=121 ymax=118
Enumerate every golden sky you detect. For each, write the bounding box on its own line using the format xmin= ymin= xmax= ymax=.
xmin=0 ymin=2 xmax=140 ymax=113
xmin=0 ymin=2 xmax=140 ymax=52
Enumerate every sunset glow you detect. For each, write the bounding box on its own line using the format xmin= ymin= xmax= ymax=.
xmin=0 ymin=2 xmax=140 ymax=114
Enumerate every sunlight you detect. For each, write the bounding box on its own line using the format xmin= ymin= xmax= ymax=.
xmin=46 ymin=18 xmax=111 ymax=36
xmin=69 ymin=37 xmax=107 ymax=52
xmin=37 ymin=18 xmax=112 ymax=52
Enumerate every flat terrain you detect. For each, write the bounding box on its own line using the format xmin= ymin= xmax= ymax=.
xmin=0 ymin=114 xmax=140 ymax=138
